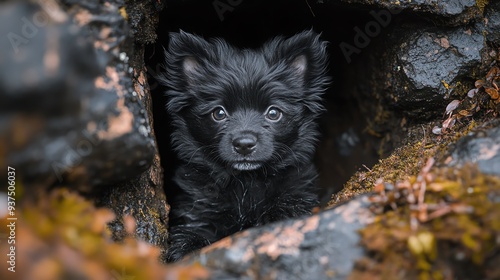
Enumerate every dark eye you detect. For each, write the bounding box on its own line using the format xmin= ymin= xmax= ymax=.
xmin=265 ymin=106 xmax=282 ymax=121
xmin=212 ymin=107 xmax=227 ymax=121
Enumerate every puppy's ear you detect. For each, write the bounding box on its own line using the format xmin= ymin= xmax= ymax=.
xmin=162 ymin=31 xmax=213 ymax=88
xmin=264 ymin=30 xmax=329 ymax=86
xmin=289 ymin=54 xmax=308 ymax=80
xmin=182 ymin=56 xmax=200 ymax=77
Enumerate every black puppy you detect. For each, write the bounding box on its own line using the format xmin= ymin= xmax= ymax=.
xmin=160 ymin=30 xmax=329 ymax=262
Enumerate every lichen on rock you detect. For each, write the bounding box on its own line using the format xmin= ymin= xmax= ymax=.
xmin=351 ymin=163 xmax=500 ymax=279
xmin=0 ymin=189 xmax=209 ymax=280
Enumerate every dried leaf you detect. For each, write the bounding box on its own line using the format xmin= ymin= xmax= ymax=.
xmin=428 ymin=181 xmax=460 ymax=192
xmin=123 ymin=215 xmax=136 ymax=235
xmin=408 ymin=235 xmax=423 ymax=255
xmin=432 ymin=126 xmax=442 ymax=135
xmin=450 ymin=203 xmax=474 ymax=214
xmin=90 ymin=209 xmax=115 ymax=233
xmin=485 ymin=87 xmax=499 ymax=100
xmin=418 ymin=212 xmax=428 ymax=223
xmin=442 ymin=117 xmax=456 ymax=130
xmin=427 ymin=206 xmax=452 ymax=221
xmin=475 ymin=79 xmax=485 ymax=88
xmin=441 ymin=80 xmax=451 ymax=90
xmin=422 ymin=157 xmax=435 ymax=174
xmin=408 ymin=232 xmax=436 ymax=258
xmin=458 ymin=110 xmax=472 ymax=117
xmin=424 ymin=172 xmax=434 ymax=183
xmin=428 ymin=183 xmax=444 ymax=191
xmin=486 ymin=66 xmax=500 ymax=82
xmin=374 ymin=181 xmax=385 ymax=193
xmin=467 ymin=88 xmax=477 ymax=98
xmin=418 ymin=231 xmax=436 ymax=257
xmin=397 ymin=180 xmax=411 ymax=189
xmin=445 ymin=100 xmax=460 ymax=114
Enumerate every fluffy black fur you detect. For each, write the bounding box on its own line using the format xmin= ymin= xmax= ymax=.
xmin=159 ymin=30 xmax=330 ymax=262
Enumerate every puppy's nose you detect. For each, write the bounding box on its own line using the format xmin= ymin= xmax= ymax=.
xmin=232 ymin=135 xmax=257 ymax=155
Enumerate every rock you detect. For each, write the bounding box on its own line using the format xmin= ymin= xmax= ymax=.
xmin=337 ymin=0 xmax=480 ymax=26
xmin=65 ymin=0 xmax=170 ymax=252
xmin=184 ymin=195 xmax=374 ymax=279
xmin=332 ymin=1 xmax=496 ymax=153
xmin=448 ymin=125 xmax=500 ymax=177
xmin=0 ymin=0 xmax=168 ymax=252
xmin=0 ymin=1 xmax=169 ymax=256
xmin=97 ymin=135 xmax=170 ymax=251
xmin=485 ymin=0 xmax=500 ymax=44
xmin=121 ymin=0 xmax=165 ymax=44
xmin=344 ymin=22 xmax=486 ymax=137
xmin=0 ymin=1 xmax=155 ymax=191
xmin=389 ymin=25 xmax=483 ymax=118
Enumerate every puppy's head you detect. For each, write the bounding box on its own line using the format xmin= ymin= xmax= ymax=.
xmin=160 ymin=30 xmax=329 ymax=172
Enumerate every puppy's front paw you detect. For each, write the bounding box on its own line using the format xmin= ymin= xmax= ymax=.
xmin=259 ymin=203 xmax=313 ymax=225
xmin=166 ymin=228 xmax=211 ymax=262
xmin=166 ymin=243 xmax=191 ymax=262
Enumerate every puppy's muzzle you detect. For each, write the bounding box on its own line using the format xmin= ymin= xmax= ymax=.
xmin=232 ymin=134 xmax=257 ymax=155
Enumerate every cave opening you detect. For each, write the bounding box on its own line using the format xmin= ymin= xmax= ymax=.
xmin=146 ymin=0 xmax=389 ymax=205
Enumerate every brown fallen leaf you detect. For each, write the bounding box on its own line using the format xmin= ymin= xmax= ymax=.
xmin=445 ymin=100 xmax=460 ymax=114
xmin=486 ymin=66 xmax=500 ymax=82
xmin=485 ymin=87 xmax=499 ymax=100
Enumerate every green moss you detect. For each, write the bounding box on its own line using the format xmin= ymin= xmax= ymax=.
xmin=328 ymin=141 xmax=438 ymax=208
xmin=0 ymin=189 xmax=209 ymax=279
xmin=476 ymin=0 xmax=489 ymax=13
xmin=351 ymin=165 xmax=500 ymax=279
xmin=329 ymin=60 xmax=500 ymax=208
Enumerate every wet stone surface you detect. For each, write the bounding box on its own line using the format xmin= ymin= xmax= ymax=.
xmin=338 ymin=0 xmax=479 ymax=25
xmin=0 ymin=2 xmax=155 ymax=191
xmin=184 ymin=195 xmax=374 ymax=280
xmin=485 ymin=0 xmax=500 ymax=45
xmin=390 ymin=25 xmax=483 ymax=118
xmin=448 ymin=125 xmax=500 ymax=177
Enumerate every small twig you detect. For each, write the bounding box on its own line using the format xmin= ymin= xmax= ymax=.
xmin=416 ymin=202 xmax=473 ymax=223
xmin=362 ymin=164 xmax=372 ymax=172
xmin=422 ymin=157 xmax=435 ymax=174
xmin=305 ymin=0 xmax=316 ymax=17
xmin=426 ymin=205 xmax=452 ymax=221
xmin=418 ymin=180 xmax=427 ymax=206
xmin=421 ymin=125 xmax=427 ymax=146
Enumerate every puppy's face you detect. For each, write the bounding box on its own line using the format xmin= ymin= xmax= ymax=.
xmin=162 ymin=31 xmax=329 ymax=171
